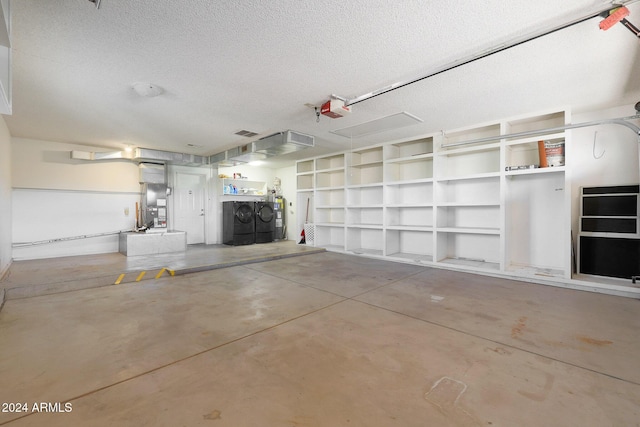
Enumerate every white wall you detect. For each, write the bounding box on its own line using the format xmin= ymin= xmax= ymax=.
xmin=571 ymin=104 xmax=640 ymax=237
xmin=12 ymin=138 xmax=140 ymax=260
xmin=13 ymin=138 xmax=140 ymax=192
xmin=0 ymin=116 xmax=11 ymax=278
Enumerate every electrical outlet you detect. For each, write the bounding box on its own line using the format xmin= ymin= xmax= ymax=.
xmin=124 ymin=207 xmax=130 ymax=216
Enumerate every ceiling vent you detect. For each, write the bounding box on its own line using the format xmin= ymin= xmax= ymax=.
xmin=234 ymin=130 xmax=259 ymax=138
xmin=253 ymin=130 xmax=314 ymax=156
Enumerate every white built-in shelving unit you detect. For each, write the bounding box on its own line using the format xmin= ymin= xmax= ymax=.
xmin=296 ymin=108 xmax=577 ymax=287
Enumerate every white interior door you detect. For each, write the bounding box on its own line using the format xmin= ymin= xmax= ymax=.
xmin=174 ymin=172 xmax=206 ymax=244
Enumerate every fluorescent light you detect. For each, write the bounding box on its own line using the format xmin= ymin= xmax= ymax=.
xmin=248 ymin=161 xmax=264 ymax=166
xmin=330 ymin=111 xmax=423 ymax=138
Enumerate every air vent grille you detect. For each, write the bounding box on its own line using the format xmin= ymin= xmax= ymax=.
xmin=288 ymin=131 xmax=314 ymax=147
xmin=235 ymin=130 xmax=259 ymax=138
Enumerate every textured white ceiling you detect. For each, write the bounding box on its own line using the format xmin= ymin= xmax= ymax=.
xmin=5 ymin=0 xmax=640 ymax=166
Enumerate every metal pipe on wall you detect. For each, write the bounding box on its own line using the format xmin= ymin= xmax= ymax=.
xmin=440 ymin=114 xmax=640 ymax=149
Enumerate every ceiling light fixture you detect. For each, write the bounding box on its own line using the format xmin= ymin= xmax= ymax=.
xmin=131 ymin=82 xmax=164 ymax=98
xmin=88 ymin=0 xmax=102 ymax=9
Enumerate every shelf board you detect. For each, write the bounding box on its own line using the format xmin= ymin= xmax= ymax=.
xmin=350 ymin=160 xmax=383 ymax=168
xmin=315 ymin=222 xmax=345 ymax=227
xmin=504 ymin=132 xmax=566 ymax=146
xmin=349 ymin=248 xmax=384 ymax=256
xmin=347 ymin=182 xmax=384 ymax=189
xmin=347 ymin=204 xmax=384 ymax=209
xmin=386 ymin=252 xmax=433 ymax=263
xmin=505 ymin=166 xmax=565 ymax=177
xmin=438 ymin=141 xmax=501 ymax=156
xmin=385 ymin=153 xmax=434 ymax=163
xmin=221 ymin=178 xmax=265 ymax=187
xmin=437 ymin=226 xmax=501 ymax=235
xmin=316 ymin=185 xmax=345 ymax=190
xmin=386 ymin=203 xmax=434 ymax=208
xmin=317 ymin=244 xmax=345 ymax=252
xmin=316 ymin=205 xmax=346 ymax=209
xmin=315 ymin=167 xmax=345 ymax=173
xmin=437 ymin=202 xmax=499 ymax=207
xmin=506 ymin=264 xmax=565 ymax=279
xmin=385 ymin=178 xmax=434 ymax=186
xmin=438 ymin=257 xmax=500 ymax=270
xmin=296 ymin=171 xmax=314 ymax=176
xmin=347 ymin=224 xmax=383 ymax=229
xmin=221 ymin=193 xmax=265 ymax=197
xmin=436 ymin=172 xmax=501 ymax=182
xmin=386 ymin=225 xmax=434 ymax=232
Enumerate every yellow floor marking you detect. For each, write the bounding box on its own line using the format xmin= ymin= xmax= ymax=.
xmin=114 ymin=269 xmax=174 ymax=286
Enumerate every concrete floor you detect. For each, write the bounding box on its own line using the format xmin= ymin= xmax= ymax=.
xmin=0 ymin=244 xmax=639 ymax=426
xmin=1 ymin=241 xmax=325 ymax=300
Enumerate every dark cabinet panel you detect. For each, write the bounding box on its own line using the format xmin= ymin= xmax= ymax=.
xmin=581 ymin=218 xmax=637 ymax=233
xmin=582 ymin=195 xmax=637 ymax=217
xmin=579 ymin=236 xmax=640 ymax=279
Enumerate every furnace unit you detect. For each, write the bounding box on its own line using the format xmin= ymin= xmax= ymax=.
xmin=139 ymin=163 xmax=169 ymax=231
xmin=142 ymin=183 xmax=168 ymax=230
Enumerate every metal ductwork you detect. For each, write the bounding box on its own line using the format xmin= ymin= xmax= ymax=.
xmin=70 ymin=130 xmax=314 ymax=167
xmin=134 ymin=148 xmax=207 ymax=166
xmin=208 ymin=149 xmax=248 ymax=167
xmin=71 ymin=148 xmax=207 ymax=167
xmin=71 ymin=150 xmax=131 ymax=161
xmin=254 ymin=130 xmax=314 ymax=156
xmin=218 ymin=130 xmax=315 ymax=163
xmin=226 ymin=143 xmax=267 ymax=163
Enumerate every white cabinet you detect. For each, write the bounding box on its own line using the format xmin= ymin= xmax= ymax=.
xmin=502 ymin=110 xmax=570 ymax=279
xmin=296 ymin=108 xmax=576 ymax=286
xmin=505 ymin=171 xmax=567 ymax=277
xmin=434 ymin=175 xmax=502 ymax=271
